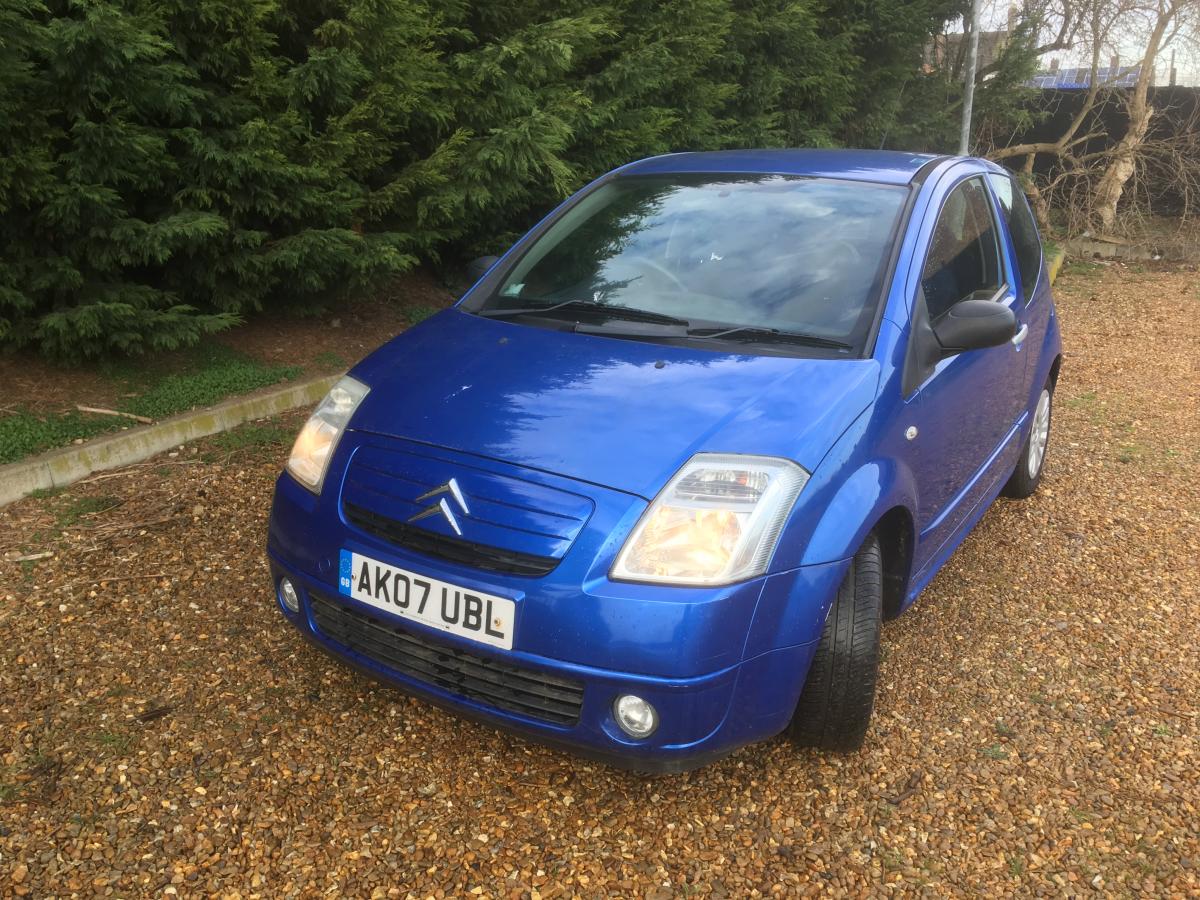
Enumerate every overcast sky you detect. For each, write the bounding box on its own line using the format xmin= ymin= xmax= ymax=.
xmin=958 ymin=3 xmax=1200 ymax=87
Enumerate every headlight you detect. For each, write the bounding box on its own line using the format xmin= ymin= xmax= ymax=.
xmin=286 ymin=375 xmax=369 ymax=493
xmin=611 ymin=453 xmax=808 ymax=586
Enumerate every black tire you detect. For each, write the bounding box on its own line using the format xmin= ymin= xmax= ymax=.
xmin=788 ymin=533 xmax=883 ymax=751
xmin=1003 ymin=381 xmax=1053 ymax=499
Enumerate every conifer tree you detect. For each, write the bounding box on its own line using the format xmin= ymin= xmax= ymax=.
xmin=1 ymin=0 xmax=456 ymax=358
xmin=0 ymin=0 xmax=969 ymax=359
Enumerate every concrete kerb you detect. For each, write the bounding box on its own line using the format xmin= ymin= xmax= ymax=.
xmin=1046 ymin=246 xmax=1066 ymax=284
xmin=0 ymin=374 xmax=341 ymax=508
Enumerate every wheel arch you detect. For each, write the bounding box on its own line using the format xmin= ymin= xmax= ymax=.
xmin=872 ymin=505 xmax=915 ymax=620
xmin=1048 ymin=353 xmax=1062 ymax=387
xmin=753 ymin=468 xmax=919 ymax=661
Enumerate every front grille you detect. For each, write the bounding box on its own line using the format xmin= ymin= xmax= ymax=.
xmin=310 ymin=591 xmax=584 ymax=727
xmin=344 ymin=502 xmax=559 ymax=577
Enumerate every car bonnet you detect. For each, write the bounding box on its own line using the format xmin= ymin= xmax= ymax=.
xmin=348 ymin=310 xmax=879 ymax=499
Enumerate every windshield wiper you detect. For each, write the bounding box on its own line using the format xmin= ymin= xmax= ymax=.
xmin=478 ymin=299 xmax=690 ymax=327
xmin=480 ymin=301 xmax=850 ymax=349
xmin=687 ymin=324 xmax=852 ymax=350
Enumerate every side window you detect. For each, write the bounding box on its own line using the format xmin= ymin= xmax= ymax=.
xmin=920 ymin=178 xmax=1002 ymax=321
xmin=988 ymin=173 xmax=1042 ymax=304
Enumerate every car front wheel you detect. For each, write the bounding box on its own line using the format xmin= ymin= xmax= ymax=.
xmin=788 ymin=532 xmax=883 ymax=751
xmin=1004 ymin=382 xmax=1053 ymax=499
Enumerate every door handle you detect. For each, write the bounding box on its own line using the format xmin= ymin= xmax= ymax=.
xmin=1011 ymin=324 xmax=1029 ymax=347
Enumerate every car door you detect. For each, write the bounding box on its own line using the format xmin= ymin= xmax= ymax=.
xmin=907 ymin=174 xmax=1028 ymax=567
xmin=987 ymin=171 xmax=1050 ymax=396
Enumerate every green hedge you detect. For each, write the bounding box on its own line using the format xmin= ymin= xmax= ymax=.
xmin=0 ymin=0 xmax=963 ymax=359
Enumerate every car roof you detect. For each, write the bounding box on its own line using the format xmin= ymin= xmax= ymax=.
xmin=615 ymin=149 xmax=950 ymax=186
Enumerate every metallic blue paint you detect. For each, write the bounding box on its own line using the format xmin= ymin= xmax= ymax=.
xmin=349 ymin=311 xmax=880 ymax=499
xmin=267 ymin=150 xmax=1062 ymax=770
xmin=615 ymin=148 xmax=941 ymax=185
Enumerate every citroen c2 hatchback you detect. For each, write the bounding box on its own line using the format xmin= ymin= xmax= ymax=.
xmin=267 ymin=150 xmax=1061 ymax=771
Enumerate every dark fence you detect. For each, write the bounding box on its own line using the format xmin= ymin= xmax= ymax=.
xmin=1014 ymin=87 xmax=1200 ymax=215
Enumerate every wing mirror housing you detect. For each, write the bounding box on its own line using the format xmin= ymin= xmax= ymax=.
xmin=930 ymin=297 xmax=1017 ymax=354
xmin=902 ymin=290 xmax=1020 ymax=396
xmin=467 ymin=255 xmax=500 ymax=283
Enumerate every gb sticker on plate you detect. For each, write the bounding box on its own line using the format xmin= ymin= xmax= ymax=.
xmin=338 ymin=549 xmax=515 ymax=650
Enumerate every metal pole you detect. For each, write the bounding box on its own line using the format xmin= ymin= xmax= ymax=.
xmin=958 ymin=0 xmax=982 ymax=156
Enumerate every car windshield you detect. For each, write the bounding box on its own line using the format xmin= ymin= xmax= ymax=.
xmin=477 ymin=173 xmax=908 ymax=352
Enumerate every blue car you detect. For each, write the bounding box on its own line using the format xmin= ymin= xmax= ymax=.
xmin=268 ymin=149 xmax=1061 ymax=772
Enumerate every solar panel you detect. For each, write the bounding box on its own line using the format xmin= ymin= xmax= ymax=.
xmin=1026 ymin=65 xmax=1142 ymax=89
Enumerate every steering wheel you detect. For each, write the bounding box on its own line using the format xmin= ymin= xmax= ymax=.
xmin=626 ymin=255 xmax=688 ymax=293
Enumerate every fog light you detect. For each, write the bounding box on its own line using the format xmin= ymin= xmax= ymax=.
xmin=613 ymin=694 xmax=658 ymax=739
xmin=279 ymin=578 xmax=300 ymax=613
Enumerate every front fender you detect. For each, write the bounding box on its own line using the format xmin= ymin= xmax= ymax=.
xmin=799 ymin=459 xmax=918 ymax=566
xmin=770 ymin=384 xmax=919 ymax=572
xmin=741 ymin=450 xmax=919 ymax=663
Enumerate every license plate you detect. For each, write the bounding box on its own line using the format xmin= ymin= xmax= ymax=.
xmin=338 ymin=550 xmax=515 ymax=650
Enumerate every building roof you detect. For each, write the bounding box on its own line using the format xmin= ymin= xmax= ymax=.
xmin=617 ymin=149 xmax=944 ymax=186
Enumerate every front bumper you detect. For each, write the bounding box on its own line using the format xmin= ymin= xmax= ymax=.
xmin=269 ymin=550 xmax=830 ymax=773
xmin=267 ymin=453 xmax=849 ymax=771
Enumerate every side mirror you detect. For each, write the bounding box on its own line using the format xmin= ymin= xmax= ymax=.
xmin=931 ymin=298 xmax=1017 ymax=354
xmin=467 ymin=255 xmax=500 ymax=282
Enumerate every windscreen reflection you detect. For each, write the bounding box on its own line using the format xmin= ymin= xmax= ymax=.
xmin=486 ymin=174 xmax=907 ymax=348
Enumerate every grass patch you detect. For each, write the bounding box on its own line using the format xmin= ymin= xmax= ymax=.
xmin=210 ymin=423 xmax=293 ymax=454
xmin=1116 ymin=443 xmax=1149 ymax=464
xmin=312 ymin=350 xmax=348 ymax=369
xmin=407 ymin=305 xmax=438 ymax=324
xmin=0 ymin=410 xmax=124 ymax=464
xmin=981 ymin=744 xmax=1009 ymax=760
xmin=91 ymin=730 xmax=135 ymax=754
xmin=0 ymin=780 xmax=19 ymax=803
xmin=1062 ymin=259 xmax=1103 ymax=278
xmin=1063 ymin=391 xmax=1107 ymax=426
xmin=0 ymin=345 xmax=301 ymax=464
xmin=55 ymin=495 xmax=118 ymax=527
xmin=121 ymin=345 xmax=301 ymax=420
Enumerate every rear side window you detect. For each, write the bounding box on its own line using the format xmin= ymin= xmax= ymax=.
xmin=988 ymin=173 xmax=1043 ymax=303
xmin=920 ymin=178 xmax=1002 ymax=320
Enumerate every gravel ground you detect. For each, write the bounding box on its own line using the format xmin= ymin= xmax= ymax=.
xmin=2 ymin=265 xmax=1197 ymax=897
